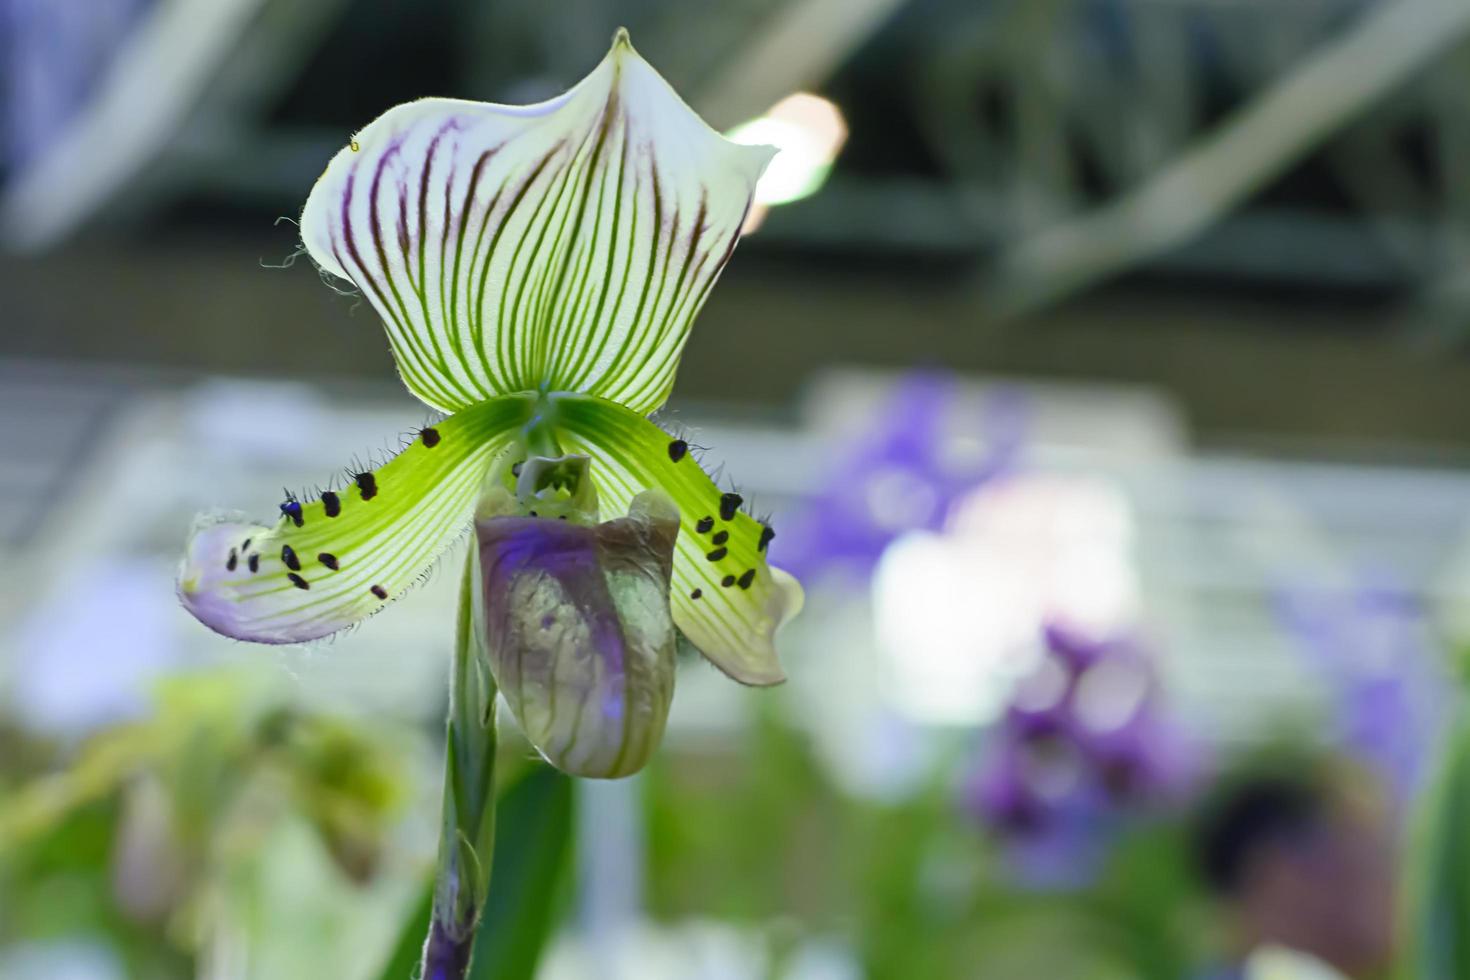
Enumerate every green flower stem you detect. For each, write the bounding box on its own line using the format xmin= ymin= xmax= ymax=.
xmin=523 ymin=396 xmax=563 ymax=460
xmin=422 ymin=549 xmax=498 ymax=980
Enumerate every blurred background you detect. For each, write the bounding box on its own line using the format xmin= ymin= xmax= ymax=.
xmin=3 ymin=0 xmax=1470 ymax=977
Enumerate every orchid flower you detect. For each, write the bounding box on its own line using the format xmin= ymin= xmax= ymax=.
xmin=776 ymin=374 xmax=1025 ymax=582
xmin=176 ymin=31 xmax=803 ymax=777
xmin=962 ymin=622 xmax=1201 ymax=890
xmin=1274 ymin=572 xmax=1451 ymax=803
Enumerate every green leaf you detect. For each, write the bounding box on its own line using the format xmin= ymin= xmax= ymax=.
xmin=468 ymin=764 xmax=574 ymax=980
xmin=371 ymin=765 xmax=572 ymax=980
xmin=1402 ymin=717 xmax=1470 ymax=980
xmin=299 ymin=31 xmax=772 ymax=416
xmin=373 ymin=881 xmax=435 ymax=980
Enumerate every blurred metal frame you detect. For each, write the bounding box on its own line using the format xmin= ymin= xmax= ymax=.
xmin=740 ymin=0 xmax=1470 ymax=331
xmin=6 ymin=0 xmax=1470 ymax=454
xmin=973 ymin=0 xmax=1470 ymax=319
xmin=11 ymin=0 xmax=1470 ymax=323
xmin=0 ymin=0 xmax=350 ymax=251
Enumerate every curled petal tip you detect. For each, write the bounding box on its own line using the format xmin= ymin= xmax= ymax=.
xmin=177 ymin=517 xmax=279 ymax=643
xmin=770 ymin=565 xmax=805 ymax=631
xmin=726 ymin=568 xmax=802 ymax=687
xmin=735 ymin=658 xmax=787 ymax=688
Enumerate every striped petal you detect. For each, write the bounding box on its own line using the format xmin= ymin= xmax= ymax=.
xmin=300 ymin=30 xmax=773 ymax=416
xmin=551 ymin=393 xmax=803 ymax=686
xmin=177 ymin=395 xmax=534 ymax=643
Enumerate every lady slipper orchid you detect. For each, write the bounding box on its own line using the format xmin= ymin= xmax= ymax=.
xmin=177 ymin=31 xmax=804 ymax=777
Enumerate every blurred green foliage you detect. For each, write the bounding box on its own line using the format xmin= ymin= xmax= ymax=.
xmin=465 ymin=763 xmax=573 ymax=980
xmin=0 ymin=672 xmax=413 ymax=978
xmin=643 ymin=690 xmax=1209 ymax=980
xmin=1403 ymin=715 xmax=1470 ymax=980
xmin=10 ymin=661 xmax=1459 ymax=980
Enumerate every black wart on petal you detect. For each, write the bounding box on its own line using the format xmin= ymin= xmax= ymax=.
xmin=719 ymin=492 xmax=742 ymax=521
xmin=355 ymin=472 xmax=378 ymax=500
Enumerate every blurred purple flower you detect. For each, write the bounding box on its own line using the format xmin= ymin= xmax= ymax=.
xmin=772 ymin=373 xmax=1026 ymax=582
xmin=966 ymin=736 xmax=1046 ymax=836
xmin=1086 ymin=711 xmax=1199 ymax=804
xmin=1274 ymin=570 xmax=1453 ymax=801
xmin=1003 ymin=787 xmax=1115 ymax=891
xmin=1042 ymin=620 xmax=1110 ymax=672
xmin=962 ymin=621 xmax=1203 ymax=889
xmin=2 ymin=0 xmax=151 ymax=168
xmin=962 ymin=733 xmax=1114 ymax=890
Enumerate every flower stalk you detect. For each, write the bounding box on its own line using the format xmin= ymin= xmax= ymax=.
xmin=422 ymin=550 xmax=499 ymax=980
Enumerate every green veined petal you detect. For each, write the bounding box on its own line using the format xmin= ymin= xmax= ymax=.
xmin=299 ymin=30 xmax=773 ymax=416
xmin=551 ymin=392 xmax=802 ymax=686
xmin=178 ymin=395 xmax=534 ymax=643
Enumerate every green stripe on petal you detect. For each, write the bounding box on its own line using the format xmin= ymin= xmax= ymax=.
xmin=551 ymin=392 xmax=802 ymax=686
xmin=299 ymin=30 xmax=773 ymax=415
xmin=177 ymin=395 xmax=534 ymax=643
